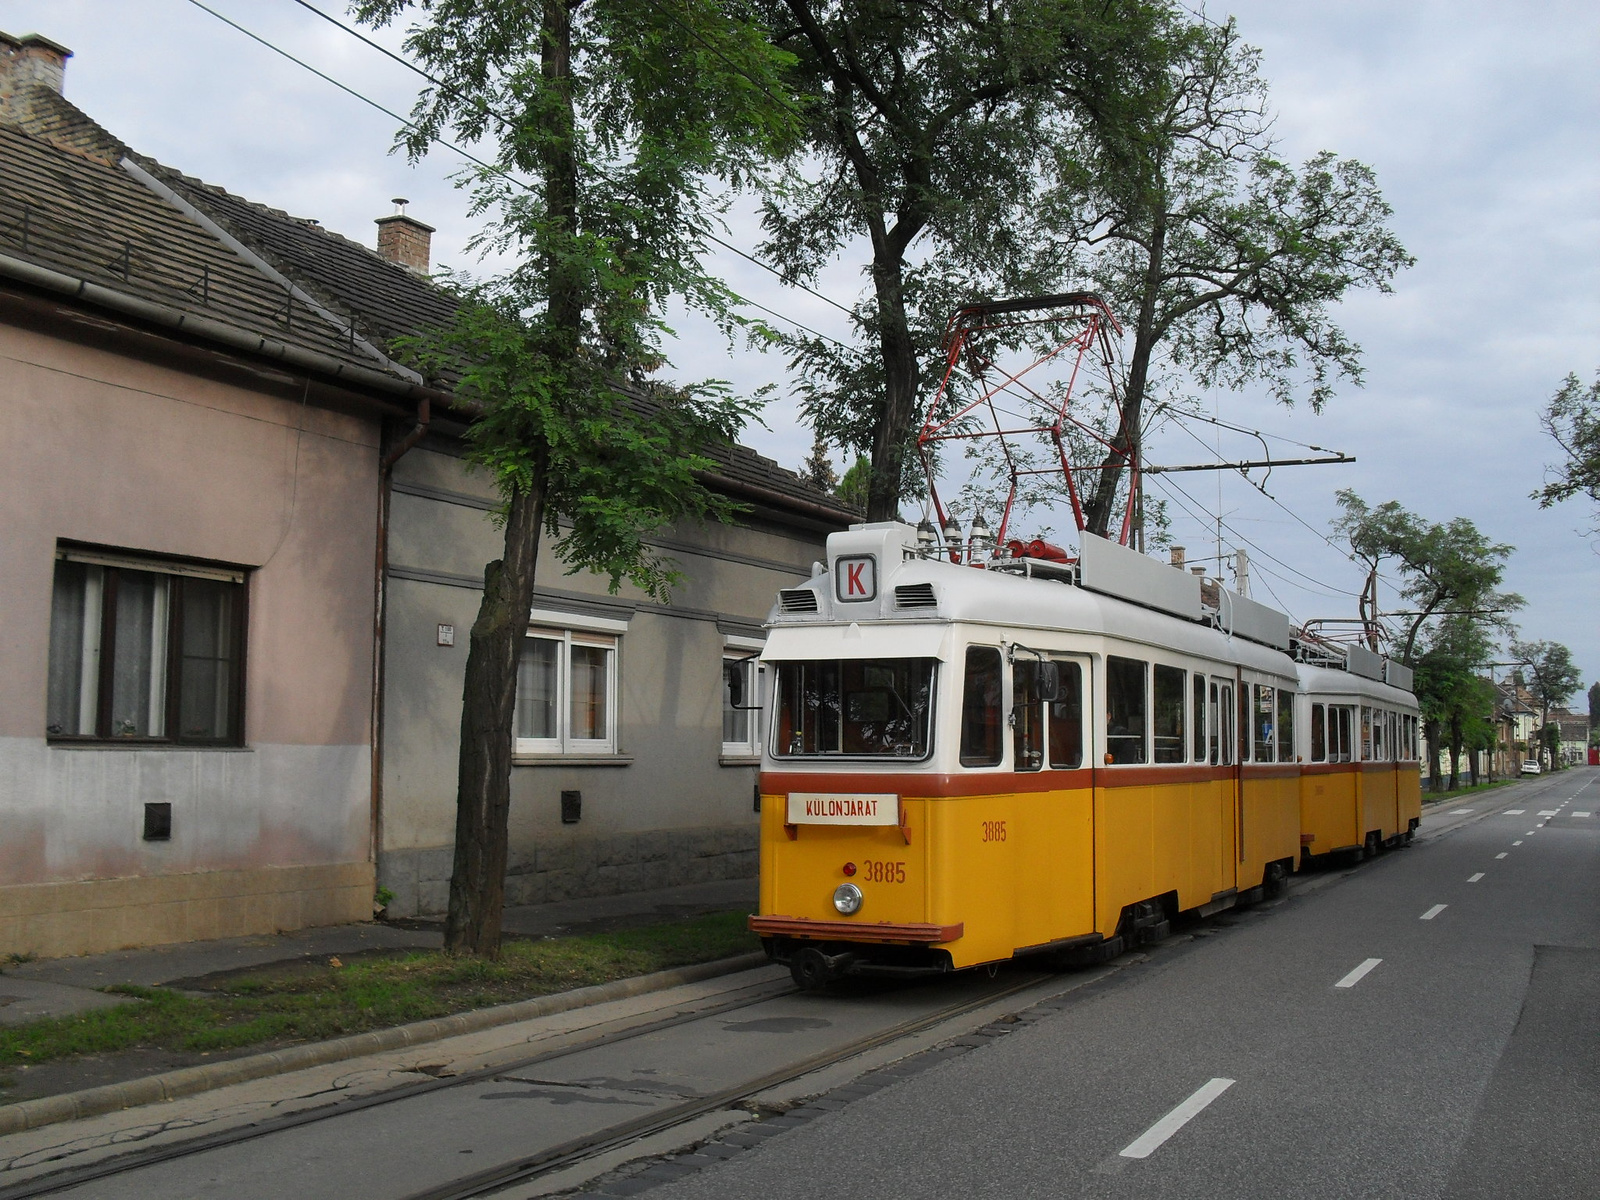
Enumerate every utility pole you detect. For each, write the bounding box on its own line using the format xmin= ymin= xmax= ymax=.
xmin=1234 ymin=548 xmax=1250 ymax=598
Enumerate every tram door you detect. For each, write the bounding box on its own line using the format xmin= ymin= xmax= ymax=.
xmin=1210 ymin=679 xmax=1238 ymax=891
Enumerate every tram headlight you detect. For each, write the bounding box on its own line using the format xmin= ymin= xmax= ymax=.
xmin=832 ymin=883 xmax=864 ymax=915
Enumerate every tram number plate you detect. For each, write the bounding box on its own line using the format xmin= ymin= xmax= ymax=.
xmin=860 ymin=860 xmax=906 ymax=883
xmin=786 ymin=793 xmax=900 ymax=825
xmin=981 ymin=820 xmax=1007 ymax=843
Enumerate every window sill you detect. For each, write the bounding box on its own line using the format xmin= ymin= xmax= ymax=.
xmin=512 ymin=754 xmax=634 ymax=768
xmin=719 ymin=754 xmax=761 ymax=767
xmin=48 ymin=741 xmax=252 ymax=752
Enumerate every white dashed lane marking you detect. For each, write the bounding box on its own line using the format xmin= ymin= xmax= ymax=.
xmin=1469 ymin=873 xmax=1485 ymax=883
xmin=1496 ymin=853 xmax=1508 ymax=859
xmin=1334 ymin=959 xmax=1383 ymax=989
xmin=1450 ymin=809 xmax=1474 ymax=815
xmin=1504 ymin=809 xmax=1526 ymax=815
xmin=1514 ymin=840 xmax=1524 ymax=846
xmin=1538 ymin=810 xmax=1559 ymax=817
xmin=1577 ymin=812 xmax=1593 ymax=818
xmin=1119 ymin=1078 xmax=1237 ymax=1159
xmin=1421 ymin=904 xmax=1448 ymax=920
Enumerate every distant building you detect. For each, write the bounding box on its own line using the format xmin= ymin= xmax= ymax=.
xmin=0 ymin=31 xmax=851 ymax=957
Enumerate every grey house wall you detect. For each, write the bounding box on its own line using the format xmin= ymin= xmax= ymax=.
xmin=377 ymin=438 xmax=829 ymax=918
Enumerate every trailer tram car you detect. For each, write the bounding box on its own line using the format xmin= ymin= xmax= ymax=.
xmin=1295 ymin=645 xmax=1422 ymax=864
xmin=751 ymin=521 xmax=1421 ymax=989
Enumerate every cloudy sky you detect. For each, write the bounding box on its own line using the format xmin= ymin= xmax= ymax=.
xmin=9 ymin=0 xmax=1598 ymax=695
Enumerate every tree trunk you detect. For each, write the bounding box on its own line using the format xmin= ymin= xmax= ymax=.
xmin=1085 ymin=209 xmax=1164 ymax=539
xmin=1448 ymin=715 xmax=1462 ymax=792
xmin=443 ymin=0 xmax=577 ymax=957
xmin=444 ymin=471 xmax=547 ymax=955
xmin=1423 ymin=719 xmax=1441 ymax=793
xmin=866 ymin=252 xmax=918 ymax=523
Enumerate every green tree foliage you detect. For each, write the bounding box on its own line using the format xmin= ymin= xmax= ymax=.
xmin=1332 ymin=490 xmax=1520 ymax=664
xmin=1510 ymin=639 xmax=1582 ymax=765
xmin=1414 ymin=617 xmax=1495 ymax=791
xmin=356 ymin=0 xmax=797 ymax=955
xmin=801 ymin=432 xmax=838 ymax=493
xmin=753 ymin=0 xmax=1165 ymax=521
xmin=1533 ymin=370 xmax=1600 ymax=531
xmin=1047 ymin=16 xmax=1413 ymax=536
xmin=1588 ymin=681 xmax=1599 ymax=742
xmin=835 ymin=454 xmax=871 ymax=512
xmin=1332 ymin=492 xmax=1520 ymax=789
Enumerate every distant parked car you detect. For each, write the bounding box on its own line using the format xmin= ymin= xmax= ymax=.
xmin=1521 ymin=759 xmax=1542 ymax=776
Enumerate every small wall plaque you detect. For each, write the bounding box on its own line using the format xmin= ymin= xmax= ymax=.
xmin=436 ymin=624 xmax=455 ymax=646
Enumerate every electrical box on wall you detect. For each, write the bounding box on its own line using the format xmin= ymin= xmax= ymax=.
xmin=436 ymin=624 xmax=455 ymax=646
xmin=561 ymin=790 xmax=581 ymax=824
xmin=143 ymin=802 xmax=172 ymax=841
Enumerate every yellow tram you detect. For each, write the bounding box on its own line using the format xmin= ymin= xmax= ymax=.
xmin=750 ymin=522 xmax=1421 ymax=988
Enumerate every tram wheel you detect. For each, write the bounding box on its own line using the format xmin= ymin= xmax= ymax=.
xmin=789 ymin=947 xmax=835 ymax=990
xmin=1263 ymin=860 xmax=1289 ymax=900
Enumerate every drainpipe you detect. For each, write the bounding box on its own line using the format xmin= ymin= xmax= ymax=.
xmin=370 ymin=397 xmax=432 ymax=896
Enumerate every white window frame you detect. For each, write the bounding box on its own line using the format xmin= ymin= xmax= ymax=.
xmin=514 ymin=609 xmax=626 ymax=756
xmin=721 ymin=634 xmax=766 ymax=759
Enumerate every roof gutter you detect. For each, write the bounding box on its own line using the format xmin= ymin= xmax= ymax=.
xmin=0 ymin=249 xmax=455 ymax=408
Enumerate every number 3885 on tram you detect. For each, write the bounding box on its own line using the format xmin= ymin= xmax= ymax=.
xmin=748 ymin=521 xmax=1420 ymax=989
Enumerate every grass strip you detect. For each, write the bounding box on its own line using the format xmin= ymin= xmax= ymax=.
xmin=1423 ymin=778 xmax=1516 ymax=803
xmin=0 ymin=910 xmax=757 ymax=1074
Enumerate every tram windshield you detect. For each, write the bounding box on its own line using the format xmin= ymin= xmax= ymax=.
xmin=773 ymin=658 xmax=936 ymax=759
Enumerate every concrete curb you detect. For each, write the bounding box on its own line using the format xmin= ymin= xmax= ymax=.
xmin=0 ymin=951 xmax=771 ymax=1137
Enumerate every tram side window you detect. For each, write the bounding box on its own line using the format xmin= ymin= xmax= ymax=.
xmin=960 ymin=647 xmax=1004 ymax=767
xmin=1278 ymin=688 xmax=1295 ymax=763
xmin=1048 ymin=660 xmax=1084 ymax=769
xmin=1105 ymin=656 xmax=1147 ymax=764
xmin=1361 ymin=707 xmax=1373 ymax=760
xmin=1192 ymin=674 xmax=1207 ymax=762
xmin=1311 ymin=703 xmax=1326 ymax=762
xmin=1253 ymin=685 xmax=1275 ymax=763
xmin=1335 ymin=706 xmax=1354 ymax=762
xmin=1153 ymin=665 xmax=1186 ymax=763
xmin=1239 ymin=686 xmax=1250 ymax=762
xmin=1012 ymin=659 xmax=1045 ymax=771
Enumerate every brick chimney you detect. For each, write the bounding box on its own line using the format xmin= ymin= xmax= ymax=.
xmin=375 ymin=198 xmax=434 ymax=274
xmin=0 ymin=31 xmax=73 ymax=123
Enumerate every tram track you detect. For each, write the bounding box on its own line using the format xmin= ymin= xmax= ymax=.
xmin=395 ymin=969 xmax=1052 ymax=1200
xmin=0 ymin=968 xmax=1054 ymax=1200
xmin=0 ymin=974 xmax=795 ymax=1200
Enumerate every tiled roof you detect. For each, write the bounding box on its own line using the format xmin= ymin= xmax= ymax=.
xmin=0 ymin=85 xmax=855 ymax=522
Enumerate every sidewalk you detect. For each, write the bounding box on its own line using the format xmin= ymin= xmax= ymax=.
xmin=0 ymin=877 xmax=757 ymax=1028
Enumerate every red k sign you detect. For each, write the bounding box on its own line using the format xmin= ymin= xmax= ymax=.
xmin=835 ymin=555 xmax=878 ymax=602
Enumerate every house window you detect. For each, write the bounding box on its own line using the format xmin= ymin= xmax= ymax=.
xmin=46 ymin=548 xmax=246 ymax=745
xmin=515 ymin=628 xmax=618 ymax=755
xmin=722 ymin=636 xmax=765 ymax=758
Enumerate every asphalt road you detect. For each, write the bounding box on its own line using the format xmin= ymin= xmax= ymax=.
xmin=28 ymin=770 xmax=1597 ymax=1200
xmin=639 ymin=770 xmax=1600 ymax=1200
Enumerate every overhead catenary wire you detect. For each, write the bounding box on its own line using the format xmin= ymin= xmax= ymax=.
xmin=233 ymin=0 xmax=1377 ymax=612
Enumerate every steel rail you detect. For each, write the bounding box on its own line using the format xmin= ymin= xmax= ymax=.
xmin=398 ymin=971 xmax=1053 ymax=1200
xmin=0 ymin=975 xmax=797 ymax=1200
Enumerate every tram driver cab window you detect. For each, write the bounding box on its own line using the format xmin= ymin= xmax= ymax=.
xmin=960 ymin=646 xmax=1004 ymax=767
xmin=1311 ymin=703 xmax=1327 ymax=762
xmin=1105 ymin=656 xmax=1147 ymax=764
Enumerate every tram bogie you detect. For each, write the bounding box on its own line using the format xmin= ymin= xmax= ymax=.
xmin=751 ymin=522 xmax=1422 ymax=989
